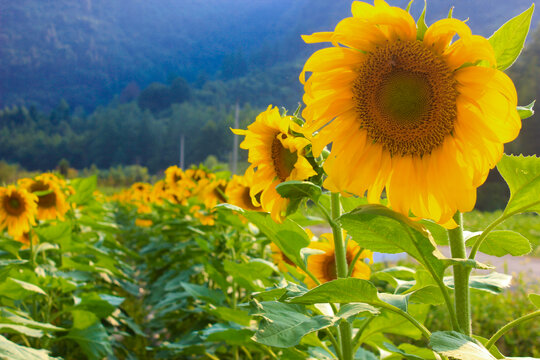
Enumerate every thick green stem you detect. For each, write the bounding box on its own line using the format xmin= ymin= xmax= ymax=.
xmin=330 ymin=192 xmax=353 ymax=360
xmin=448 ymin=212 xmax=471 ymax=336
xmin=485 ymin=310 xmax=540 ymax=350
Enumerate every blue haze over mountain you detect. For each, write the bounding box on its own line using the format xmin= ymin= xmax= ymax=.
xmin=0 ymin=0 xmax=537 ymax=110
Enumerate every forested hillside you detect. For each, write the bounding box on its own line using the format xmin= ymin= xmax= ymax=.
xmin=1 ymin=0 xmax=537 ymax=110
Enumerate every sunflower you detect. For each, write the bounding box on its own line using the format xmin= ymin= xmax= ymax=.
xmin=164 ymin=166 xmax=185 ymax=190
xmin=15 ymin=230 xmax=39 ymax=249
xmin=305 ymin=233 xmax=372 ymax=288
xmin=0 ymin=186 xmax=38 ymax=238
xmin=232 ymin=105 xmax=317 ymax=222
xmin=19 ymin=176 xmax=69 ymax=220
xmin=225 ymin=167 xmax=262 ymax=211
xmin=198 ymin=178 xmax=229 ymax=209
xmin=270 ymin=242 xmax=297 ymax=272
xmin=189 ymin=205 xmax=215 ymax=226
xmin=300 ymin=0 xmax=521 ymax=227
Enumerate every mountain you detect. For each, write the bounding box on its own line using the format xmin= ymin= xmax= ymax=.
xmin=0 ymin=0 xmax=537 ymax=111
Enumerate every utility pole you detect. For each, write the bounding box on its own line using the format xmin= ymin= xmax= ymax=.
xmin=232 ymin=101 xmax=239 ymax=174
xmin=180 ymin=133 xmax=185 ymax=170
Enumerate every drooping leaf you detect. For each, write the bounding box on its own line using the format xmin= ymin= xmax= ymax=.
xmin=498 ymin=155 xmax=540 ymax=215
xmin=250 ymin=301 xmax=337 ymax=347
xmin=0 ymin=278 xmax=47 ymax=300
xmin=181 ymin=282 xmax=225 ymax=305
xmin=0 ymin=324 xmax=43 ymax=338
xmin=489 ymin=4 xmax=534 ymax=70
xmin=429 ymin=331 xmax=496 ymax=360
xmin=339 ymin=204 xmax=446 ymax=278
xmin=445 ymin=272 xmax=512 ymax=294
xmin=465 ymin=230 xmax=531 ymax=257
xmin=0 ymin=334 xmax=59 ymax=359
xmin=0 ymin=308 xmax=64 ymax=332
xmin=276 ymin=181 xmax=322 ymax=204
xmin=286 ymin=278 xmax=379 ymax=304
xmin=65 ymin=322 xmax=112 ymax=360
xmin=208 ymin=307 xmax=252 ymax=327
xmin=337 ymin=303 xmax=380 ymax=323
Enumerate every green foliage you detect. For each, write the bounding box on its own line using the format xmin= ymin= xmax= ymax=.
xmin=429 ymin=331 xmax=496 ymax=360
xmin=489 ymin=4 xmax=534 ymax=71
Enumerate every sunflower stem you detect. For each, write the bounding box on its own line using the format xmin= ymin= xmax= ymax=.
xmin=330 ymin=192 xmax=353 ymax=360
xmin=448 ymin=212 xmax=471 ymax=336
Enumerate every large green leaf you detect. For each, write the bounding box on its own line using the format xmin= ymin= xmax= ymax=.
xmin=223 ymin=259 xmax=277 ymax=291
xmin=337 ymin=303 xmax=380 ymax=323
xmin=0 ymin=278 xmax=47 ymax=300
xmin=286 ymin=278 xmax=378 ymax=304
xmin=445 ymin=272 xmax=512 ymax=294
xmin=0 ymin=334 xmax=59 ymax=359
xmin=0 ymin=308 xmax=64 ymax=332
xmin=202 ymin=324 xmax=254 ymax=345
xmin=35 ymin=222 xmax=72 ymax=250
xmin=529 ymin=293 xmax=540 ymax=308
xmin=0 ymin=324 xmax=43 ymax=338
xmin=245 ymin=211 xmax=311 ymax=270
xmin=250 ymin=301 xmax=337 ymax=347
xmin=181 ymin=282 xmax=225 ymax=305
xmin=276 ymin=180 xmax=322 ymax=203
xmin=429 ymin=331 xmax=496 ymax=360
xmin=339 ymin=204 xmax=446 ymax=277
xmin=208 ymin=307 xmax=252 ymax=327
xmin=489 ymin=4 xmax=534 ymax=70
xmin=68 ymin=175 xmax=97 ymax=205
xmin=65 ymin=322 xmax=112 ymax=360
xmin=498 ymin=155 xmax=540 ymax=215
xmin=465 ymin=230 xmax=531 ymax=257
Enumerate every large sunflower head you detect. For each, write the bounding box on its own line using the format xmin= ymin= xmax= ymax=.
xmin=0 ymin=186 xmax=38 ymax=238
xmin=305 ymin=232 xmax=372 ymax=288
xmin=225 ymin=167 xmax=263 ymax=211
xmin=18 ymin=176 xmax=69 ymax=221
xmin=300 ymin=0 xmax=521 ymax=227
xmin=232 ymin=105 xmax=317 ymax=222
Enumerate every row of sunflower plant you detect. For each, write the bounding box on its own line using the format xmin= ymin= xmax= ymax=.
xmin=0 ymin=172 xmax=145 ymax=359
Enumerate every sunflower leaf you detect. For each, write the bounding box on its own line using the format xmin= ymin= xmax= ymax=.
xmin=497 ymin=154 xmax=540 ymax=215
xmin=444 ymin=272 xmax=512 ymax=294
xmin=0 ymin=334 xmax=59 ymax=360
xmin=529 ymin=293 xmax=540 ymax=308
xmin=286 ymin=278 xmax=379 ymax=304
xmin=250 ymin=301 xmax=337 ymax=348
xmin=242 ymin=211 xmax=311 ymax=271
xmin=429 ymin=331 xmax=496 ymax=360
xmin=68 ymin=175 xmax=97 ymax=205
xmin=489 ymin=4 xmax=534 ymax=71
xmin=339 ymin=204 xmax=446 ymax=278
xmin=517 ymin=100 xmax=535 ymax=119
xmin=276 ymin=181 xmax=322 ymax=204
xmin=465 ymin=230 xmax=531 ymax=257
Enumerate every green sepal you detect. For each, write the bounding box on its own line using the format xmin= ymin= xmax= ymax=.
xmin=416 ymin=0 xmax=428 ymax=41
xmin=517 ymin=100 xmax=535 ymax=119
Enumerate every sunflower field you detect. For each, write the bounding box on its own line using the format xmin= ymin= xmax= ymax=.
xmin=1 ymin=0 xmax=540 ymax=359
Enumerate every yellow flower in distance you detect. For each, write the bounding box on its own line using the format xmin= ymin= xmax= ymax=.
xmin=232 ymin=105 xmax=317 ymax=222
xmin=19 ymin=175 xmax=69 ymax=221
xmin=300 ymin=0 xmax=521 ymax=227
xmin=225 ymin=167 xmax=262 ymax=211
xmin=305 ymin=233 xmax=372 ymax=288
xmin=0 ymin=186 xmax=38 ymax=238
